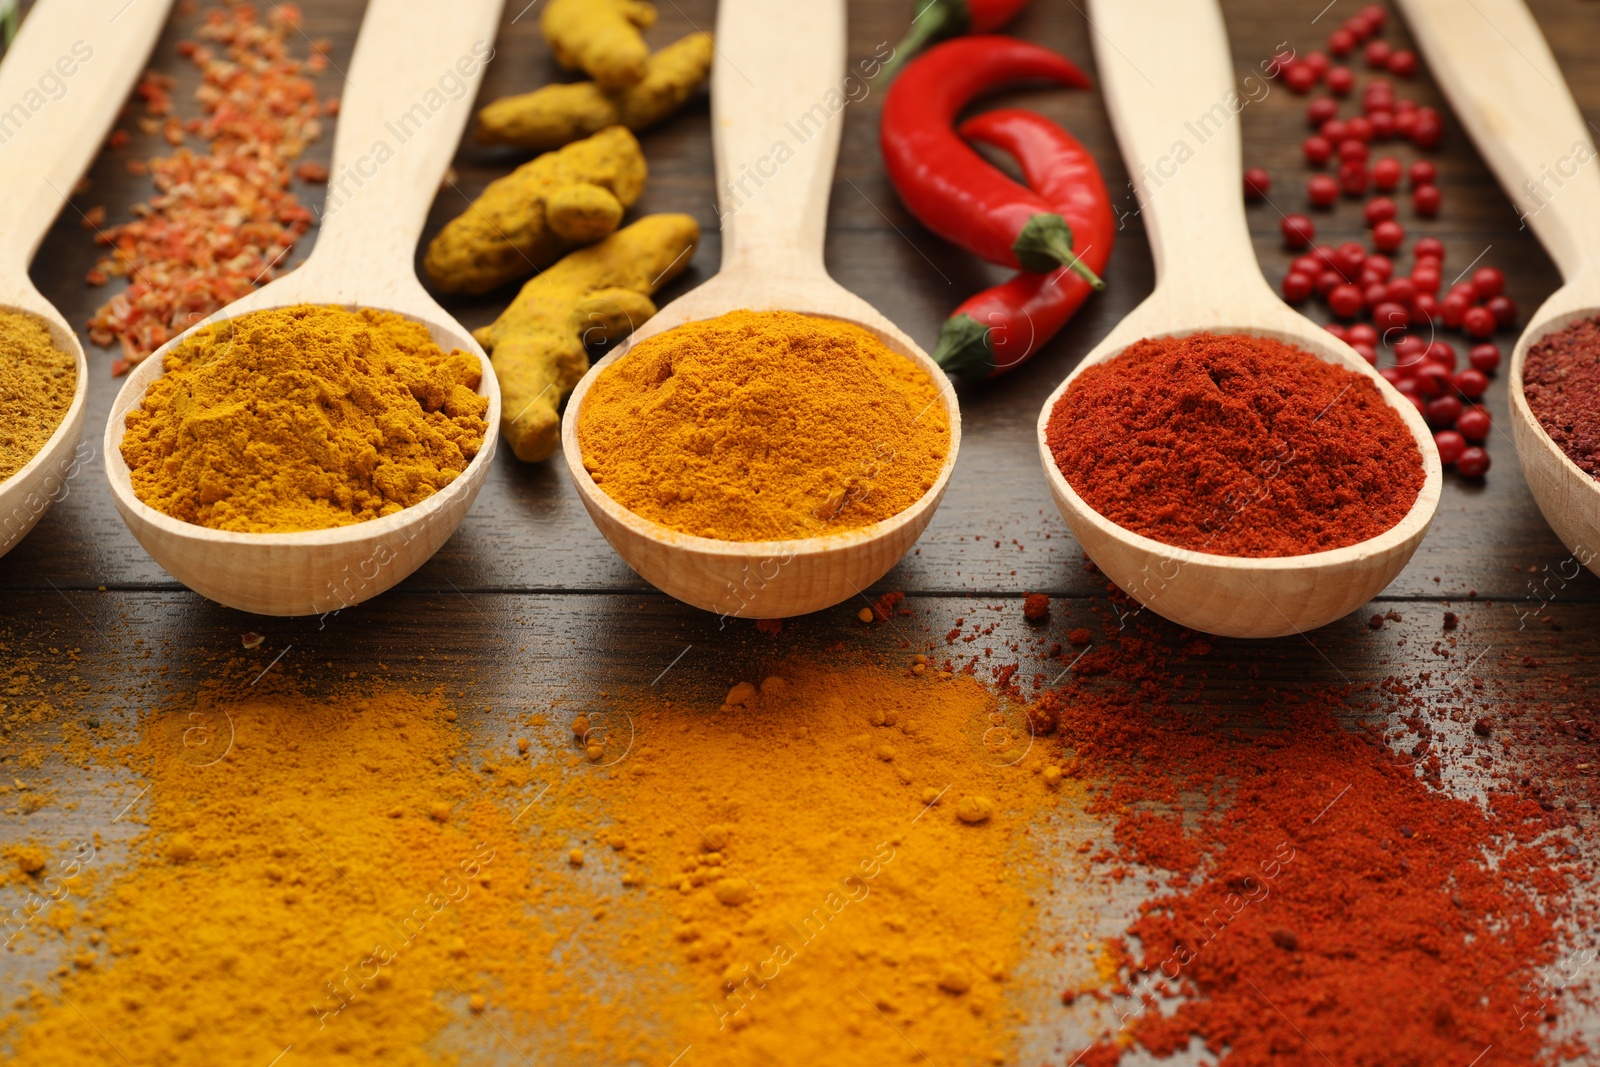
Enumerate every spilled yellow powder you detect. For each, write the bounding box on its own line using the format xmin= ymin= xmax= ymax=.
xmin=0 ymin=685 xmax=686 ymax=1066
xmin=2 ymin=662 xmax=1089 ymax=1065
xmin=547 ymin=660 xmax=1087 ymax=1064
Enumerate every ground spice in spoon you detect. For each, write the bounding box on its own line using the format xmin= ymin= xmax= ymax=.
xmin=1047 ymin=332 xmax=1424 ymax=557
xmin=0 ymin=311 xmax=76 ymax=484
xmin=1522 ymin=316 xmax=1600 ymax=478
xmin=121 ymin=304 xmax=487 ymax=532
xmin=577 ymin=309 xmax=951 ymax=541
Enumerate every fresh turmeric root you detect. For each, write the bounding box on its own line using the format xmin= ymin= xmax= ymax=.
xmin=476 ymin=33 xmax=713 ymax=151
xmin=475 ymin=214 xmax=700 ymax=462
xmin=423 ymin=127 xmax=646 ymax=296
xmin=542 ymin=0 xmax=656 ymax=90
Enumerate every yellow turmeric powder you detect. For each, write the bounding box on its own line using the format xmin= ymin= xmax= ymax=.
xmin=566 ymin=660 xmax=1088 ymax=1065
xmin=476 ymin=32 xmax=713 ymax=151
xmin=424 ymin=126 xmax=648 ymax=295
xmin=0 ymin=683 xmax=690 ymax=1065
xmin=542 ymin=0 xmax=656 ymax=90
xmin=578 ymin=310 xmax=952 ymax=541
xmin=0 ymin=310 xmax=77 ymax=484
xmin=120 ymin=305 xmax=488 ymax=533
xmin=1 ymin=654 xmax=1096 ymax=1066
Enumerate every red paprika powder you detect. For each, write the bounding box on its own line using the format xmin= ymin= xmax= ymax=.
xmin=1046 ymin=332 xmax=1423 ymax=557
xmin=1523 ymin=316 xmax=1600 ymax=478
xmin=1029 ymin=614 xmax=1586 ymax=1066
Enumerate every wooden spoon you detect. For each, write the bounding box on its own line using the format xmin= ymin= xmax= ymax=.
xmin=1035 ymin=0 xmax=1442 ymax=639
xmin=1397 ymin=0 xmax=1600 ymax=575
xmin=0 ymin=0 xmax=171 ymax=560
xmin=104 ymin=0 xmax=505 ymax=617
xmin=560 ymin=0 xmax=961 ymax=620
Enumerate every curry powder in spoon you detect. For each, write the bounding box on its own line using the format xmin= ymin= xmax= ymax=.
xmin=578 ymin=309 xmax=950 ymax=542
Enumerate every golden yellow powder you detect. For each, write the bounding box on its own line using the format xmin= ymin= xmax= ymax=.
xmin=566 ymin=660 xmax=1082 ymax=1065
xmin=120 ymin=305 xmax=488 ymax=533
xmin=0 ymin=684 xmax=685 ymax=1066
xmin=0 ymin=311 xmax=76 ymax=483
xmin=577 ymin=309 xmax=952 ymax=541
xmin=2 ymin=660 xmax=1088 ymax=1065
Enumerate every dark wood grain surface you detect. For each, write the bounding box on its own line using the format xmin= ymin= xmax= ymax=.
xmin=5 ymin=0 xmax=1600 ymax=1058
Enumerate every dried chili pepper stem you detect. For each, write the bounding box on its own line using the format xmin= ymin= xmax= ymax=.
xmin=934 ymin=108 xmax=1113 ymax=381
xmin=1012 ymin=214 xmax=1103 ymax=285
xmin=877 ymin=0 xmax=1033 ymax=83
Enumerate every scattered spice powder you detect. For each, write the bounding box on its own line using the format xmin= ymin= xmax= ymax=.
xmin=86 ymin=4 xmax=326 ymax=371
xmin=0 ymin=311 xmax=76 ymax=483
xmin=0 ymin=685 xmax=688 ymax=1065
xmin=578 ymin=310 xmax=951 ymax=541
xmin=569 ymin=661 xmax=1084 ymax=1064
xmin=1047 ymin=332 xmax=1423 ymax=557
xmin=120 ymin=305 xmax=487 ymax=532
xmin=2 ymin=653 xmax=1088 ymax=1065
xmin=1027 ymin=615 xmax=1587 ymax=1066
xmin=1523 ymin=316 xmax=1600 ymax=478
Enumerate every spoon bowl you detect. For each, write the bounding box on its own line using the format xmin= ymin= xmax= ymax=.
xmin=1039 ymin=0 xmax=1441 ymax=639
xmin=0 ymin=0 xmax=172 ymax=561
xmin=1508 ymin=286 xmax=1600 ymax=565
xmin=103 ymin=0 xmax=506 ymax=616
xmin=561 ymin=0 xmax=960 ymax=620
xmin=0 ymin=290 xmax=88 ymax=560
xmin=1399 ymin=0 xmax=1600 ymax=576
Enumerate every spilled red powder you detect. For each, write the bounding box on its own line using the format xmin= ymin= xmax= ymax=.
xmin=1032 ymin=619 xmax=1586 ymax=1066
xmin=1046 ymin=332 xmax=1423 ymax=557
xmin=1523 ymin=316 xmax=1600 ymax=477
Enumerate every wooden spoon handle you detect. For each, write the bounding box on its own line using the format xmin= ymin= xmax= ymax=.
xmin=1397 ymin=0 xmax=1600 ymax=285
xmin=301 ymin=0 xmax=504 ymax=301
xmin=1084 ymin=0 xmax=1268 ymax=310
xmin=0 ymin=0 xmax=171 ymax=288
xmin=711 ymin=0 xmax=845 ymax=281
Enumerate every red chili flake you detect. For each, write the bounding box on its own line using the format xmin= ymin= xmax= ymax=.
xmin=1068 ymin=627 xmax=1092 ymax=646
xmin=85 ymin=3 xmax=327 ymax=370
xmin=294 ymin=161 xmax=329 ymax=183
xmin=753 ymin=618 xmax=782 ymax=636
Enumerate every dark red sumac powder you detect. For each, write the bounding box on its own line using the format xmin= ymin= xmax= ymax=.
xmin=1047 ymin=332 xmax=1424 ymax=557
xmin=1523 ymin=316 xmax=1600 ymax=477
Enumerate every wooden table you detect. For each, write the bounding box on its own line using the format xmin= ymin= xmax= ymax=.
xmin=4 ymin=0 xmax=1598 ymax=1056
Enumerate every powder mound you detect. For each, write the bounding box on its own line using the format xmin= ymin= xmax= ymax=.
xmin=121 ymin=304 xmax=488 ymax=532
xmin=1523 ymin=316 xmax=1600 ymax=478
xmin=1047 ymin=332 xmax=1423 ymax=557
xmin=0 ymin=310 xmax=77 ymax=483
xmin=577 ymin=309 xmax=950 ymax=541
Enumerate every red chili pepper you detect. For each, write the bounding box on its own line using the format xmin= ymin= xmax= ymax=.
xmin=933 ymin=109 xmax=1114 ymax=381
xmin=880 ymin=37 xmax=1101 ymax=283
xmin=877 ymin=0 xmax=1034 ymax=83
